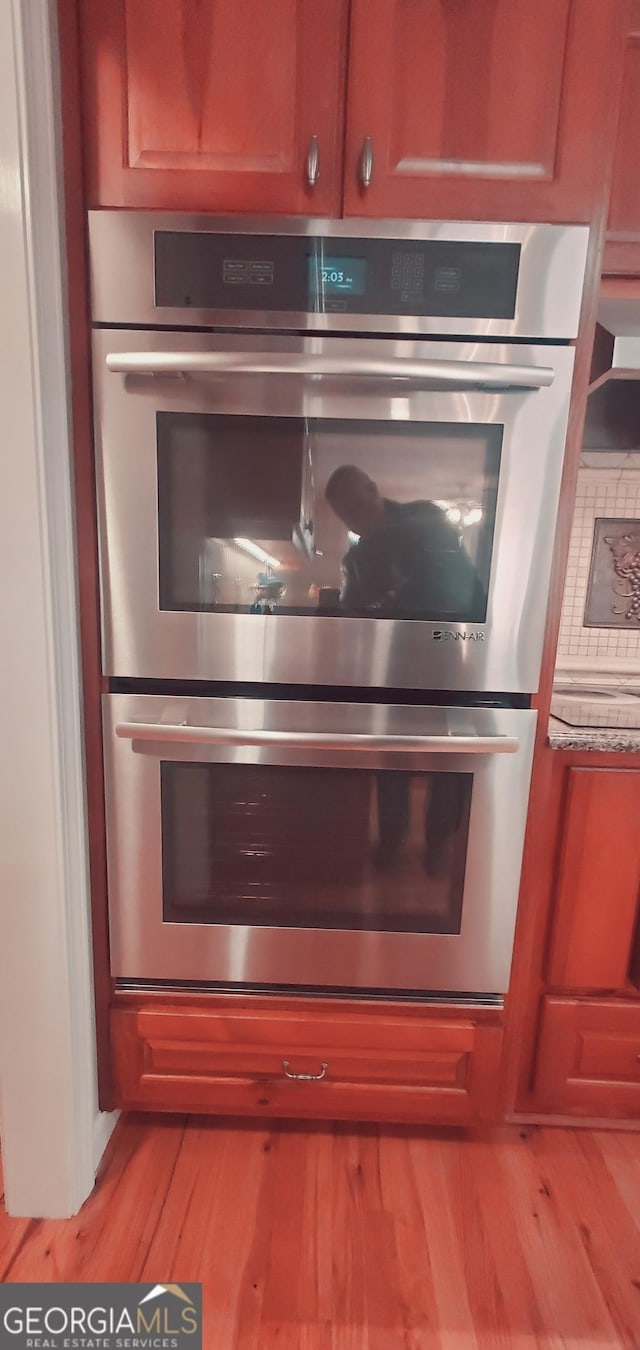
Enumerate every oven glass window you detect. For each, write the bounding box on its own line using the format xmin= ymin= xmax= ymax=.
xmin=157 ymin=415 xmax=501 ymax=622
xmin=161 ymin=762 xmax=472 ymax=933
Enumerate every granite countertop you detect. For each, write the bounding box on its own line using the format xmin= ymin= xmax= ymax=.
xmin=548 ymin=675 xmax=640 ymax=751
xmin=548 ymin=715 xmax=640 ymax=752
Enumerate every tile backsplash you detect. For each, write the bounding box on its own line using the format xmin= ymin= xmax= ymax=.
xmin=556 ymin=453 xmax=640 ymax=670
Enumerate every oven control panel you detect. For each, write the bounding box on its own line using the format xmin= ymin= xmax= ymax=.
xmin=154 ymin=231 xmax=521 ymax=321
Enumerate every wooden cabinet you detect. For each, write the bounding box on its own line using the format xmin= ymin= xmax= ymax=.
xmin=605 ymin=1 xmax=640 ymax=275
xmin=344 ymin=0 xmax=620 ymax=223
xmin=79 ymin=0 xmax=622 ymax=222
xmin=547 ymin=768 xmax=640 ymax=992
xmin=524 ymin=762 xmax=640 ymax=1120
xmin=79 ymin=0 xmax=348 ymax=215
xmin=535 ymin=997 xmax=640 ymax=1117
xmin=112 ymin=994 xmax=504 ymax=1124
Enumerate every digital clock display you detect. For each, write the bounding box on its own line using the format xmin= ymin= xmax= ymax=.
xmin=308 ymin=256 xmax=367 ymax=296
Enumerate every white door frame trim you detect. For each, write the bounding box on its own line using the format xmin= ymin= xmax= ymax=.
xmin=0 ymin=0 xmax=116 ymax=1218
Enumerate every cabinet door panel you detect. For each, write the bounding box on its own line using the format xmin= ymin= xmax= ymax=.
xmin=126 ymin=2 xmax=299 ymax=173
xmin=605 ymin=1 xmax=640 ymax=275
xmin=548 ymin=768 xmax=640 ymax=991
xmin=344 ymin=0 xmax=621 ymax=221
xmin=535 ymin=997 xmax=640 ymax=1117
xmin=80 ymin=0 xmax=348 ymax=214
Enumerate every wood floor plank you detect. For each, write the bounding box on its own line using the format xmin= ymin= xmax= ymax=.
xmin=299 ymin=1129 xmax=334 ymax=1326
xmin=0 ymin=1214 xmax=39 ymax=1282
xmin=298 ymin=1324 xmax=332 ymax=1350
xmin=259 ymin=1323 xmax=326 ymax=1350
xmin=165 ymin=1122 xmax=270 ymax=1345
xmin=454 ymin=1134 xmax=550 ymax=1349
xmin=329 ymin=1129 xmax=369 ymax=1343
xmin=0 ymin=1154 xmax=38 ymax=1282
xmin=138 ymin=1116 xmax=243 ymax=1281
xmin=378 ymin=1132 xmax=441 ymax=1348
xmin=593 ymin=1129 xmax=640 ymax=1234
xmin=407 ymin=1133 xmax=481 ymax=1348
xmin=448 ymin=1137 xmax=512 ymax=1348
xmin=260 ymin=1128 xmax=313 ymax=1330
xmin=498 ymin=1128 xmax=624 ymax=1349
xmin=530 ymin=1129 xmax=640 ymax=1348
xmin=441 ymin=1130 xmax=546 ymax=1349
xmin=335 ymin=1129 xmax=405 ymax=1350
xmin=231 ymin=1128 xmax=276 ymax=1350
xmin=2 ymin=1118 xmax=640 ymax=1349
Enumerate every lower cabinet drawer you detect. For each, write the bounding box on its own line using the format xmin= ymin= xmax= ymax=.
xmin=111 ymin=999 xmax=503 ymax=1124
xmin=535 ymin=996 xmax=640 ymax=1117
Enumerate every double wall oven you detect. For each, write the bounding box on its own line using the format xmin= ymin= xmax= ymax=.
xmin=91 ymin=215 xmax=587 ymax=996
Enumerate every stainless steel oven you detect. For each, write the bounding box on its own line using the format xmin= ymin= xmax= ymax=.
xmin=91 ymin=214 xmax=583 ymax=998
xmin=90 ymin=215 xmax=587 ymax=694
xmin=104 ymin=694 xmax=536 ymax=994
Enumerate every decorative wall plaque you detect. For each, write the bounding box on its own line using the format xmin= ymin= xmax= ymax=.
xmin=584 ymin=517 xmax=640 ymax=627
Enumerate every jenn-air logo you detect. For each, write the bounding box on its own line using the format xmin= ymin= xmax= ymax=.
xmin=432 ymin=629 xmax=485 ymax=642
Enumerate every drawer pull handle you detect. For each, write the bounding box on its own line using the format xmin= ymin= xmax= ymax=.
xmin=282 ymin=1060 xmax=328 ymax=1082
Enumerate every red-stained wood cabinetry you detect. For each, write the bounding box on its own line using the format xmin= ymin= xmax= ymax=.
xmin=79 ymin=0 xmax=622 ymax=223
xmin=344 ymin=0 xmax=620 ymax=223
xmin=547 ymin=768 xmax=640 ymax=993
xmin=112 ymin=993 xmax=504 ymax=1125
xmin=605 ymin=0 xmax=640 ymax=275
xmin=527 ymin=763 xmax=640 ymax=1120
xmin=535 ymin=997 xmax=640 ymax=1118
xmin=79 ymin=0 xmax=349 ymax=216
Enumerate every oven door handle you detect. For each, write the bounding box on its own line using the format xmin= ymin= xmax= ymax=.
xmin=114 ymin=722 xmax=520 ymax=754
xmin=105 ymin=351 xmax=554 ymax=390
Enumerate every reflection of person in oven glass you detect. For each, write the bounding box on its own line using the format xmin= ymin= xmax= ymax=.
xmin=325 ymin=465 xmax=471 ymax=879
xmin=324 ymin=465 xmax=478 ymax=617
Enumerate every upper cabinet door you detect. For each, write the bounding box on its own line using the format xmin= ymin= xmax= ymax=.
xmin=80 ymin=0 xmax=348 ymax=215
xmin=344 ymin=0 xmax=623 ymax=222
xmin=605 ymin=1 xmax=640 ymax=275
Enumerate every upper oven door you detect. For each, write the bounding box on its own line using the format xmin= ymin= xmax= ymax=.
xmin=94 ymin=330 xmax=575 ymax=691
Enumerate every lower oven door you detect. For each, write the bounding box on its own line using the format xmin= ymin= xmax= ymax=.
xmin=104 ymin=694 xmax=536 ymax=995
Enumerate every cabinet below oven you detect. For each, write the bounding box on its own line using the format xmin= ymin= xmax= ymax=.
xmin=111 ymin=992 xmax=504 ymax=1124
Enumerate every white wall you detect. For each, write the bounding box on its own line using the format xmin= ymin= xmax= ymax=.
xmin=0 ymin=0 xmax=116 ymax=1217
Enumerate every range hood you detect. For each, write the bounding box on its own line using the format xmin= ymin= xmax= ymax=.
xmin=594 ymin=294 xmax=640 ymax=368
xmin=585 ymin=298 xmax=640 ymax=451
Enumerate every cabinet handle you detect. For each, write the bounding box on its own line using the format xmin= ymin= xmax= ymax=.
xmin=359 ymin=136 xmax=374 ymax=188
xmin=282 ymin=1060 xmax=328 ymax=1082
xmin=306 ymin=135 xmax=320 ymax=188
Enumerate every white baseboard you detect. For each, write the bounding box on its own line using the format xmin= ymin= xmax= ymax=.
xmin=92 ymin=1111 xmax=120 ymax=1175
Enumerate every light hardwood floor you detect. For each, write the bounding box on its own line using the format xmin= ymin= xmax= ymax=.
xmin=2 ymin=1117 xmax=640 ymax=1348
